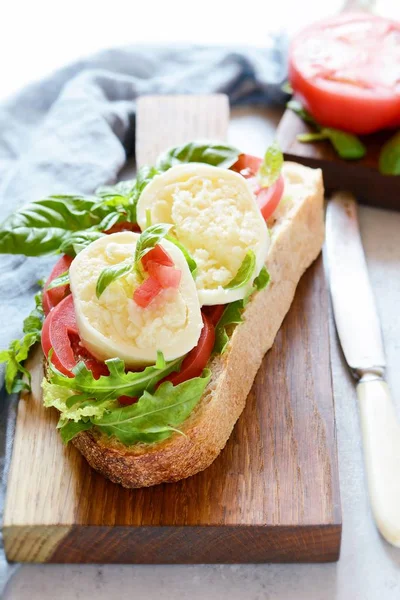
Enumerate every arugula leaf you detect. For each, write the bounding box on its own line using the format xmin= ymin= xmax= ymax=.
xmin=379 ymin=131 xmax=400 ymax=175
xmin=224 ymin=250 xmax=256 ymax=290
xmin=253 ymin=266 xmax=270 ymax=291
xmin=0 ymin=292 xmax=44 ymax=393
xmin=213 ymin=301 xmax=245 ymax=355
xmin=156 ymin=141 xmax=240 ymax=171
xmin=155 ymin=351 xmax=166 ymax=369
xmin=93 ymin=370 xmax=210 ymax=445
xmin=166 ymin=235 xmax=197 ymax=276
xmin=134 ymin=223 xmax=172 ymax=266
xmin=96 ymin=261 xmax=133 ymax=298
xmin=257 ymin=142 xmax=284 ymax=187
xmin=42 ymin=379 xmax=116 ymax=422
xmin=49 ymin=356 xmax=183 ymax=401
xmin=46 ymin=271 xmax=70 ymax=290
xmin=59 ymin=419 xmax=93 ymax=444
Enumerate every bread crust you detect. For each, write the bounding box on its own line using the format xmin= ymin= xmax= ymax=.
xmin=72 ymin=163 xmax=325 ymax=488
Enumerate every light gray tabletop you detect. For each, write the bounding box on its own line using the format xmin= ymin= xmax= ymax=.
xmin=4 ymin=107 xmax=400 ymax=599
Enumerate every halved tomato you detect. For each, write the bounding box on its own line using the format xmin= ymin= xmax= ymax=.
xmin=289 ymin=13 xmax=400 ymax=134
xmin=42 ymin=255 xmax=73 ymax=316
xmin=42 ymin=295 xmax=108 ymax=378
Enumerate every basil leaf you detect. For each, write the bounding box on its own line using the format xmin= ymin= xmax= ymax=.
xmin=213 ymin=300 xmax=245 ymax=355
xmin=95 ymin=179 xmax=136 ymax=206
xmin=134 ymin=223 xmax=173 ymax=266
xmin=156 ymin=141 xmax=240 ymax=171
xmin=253 ymin=266 xmax=270 ymax=291
xmin=0 ymin=291 xmax=44 ymax=393
xmin=96 ymin=261 xmax=133 ymax=299
xmin=49 ymin=356 xmax=183 ymax=401
xmin=224 ymin=250 xmax=256 ymax=290
xmin=128 ymin=166 xmax=159 ymax=223
xmin=166 ymin=235 xmax=197 ymax=276
xmin=379 ymin=131 xmax=400 ymax=176
xmin=46 ymin=271 xmax=70 ymax=290
xmin=59 ymin=231 xmax=105 ymax=257
xmin=0 ymin=195 xmax=115 ymax=256
xmin=145 ymin=209 xmax=152 ymax=228
xmin=322 ymin=128 xmax=366 ymax=160
xmin=93 ymin=370 xmax=210 ymax=445
xmin=257 ymin=141 xmax=284 ymax=187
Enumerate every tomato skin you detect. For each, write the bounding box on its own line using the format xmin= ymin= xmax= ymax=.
xmin=163 ymin=314 xmax=215 ymax=386
xmin=42 ymin=295 xmax=108 ymax=379
xmin=133 ymin=276 xmax=162 ymax=308
xmin=289 ymin=13 xmax=400 ymax=134
xmin=256 ymin=175 xmax=285 ymax=221
xmin=202 ymin=304 xmax=225 ymax=327
xmin=43 ymin=255 xmax=73 ymax=316
xmin=231 ymin=154 xmax=262 ymax=178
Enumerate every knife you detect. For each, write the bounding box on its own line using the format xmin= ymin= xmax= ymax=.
xmin=326 ymin=191 xmax=400 ymax=547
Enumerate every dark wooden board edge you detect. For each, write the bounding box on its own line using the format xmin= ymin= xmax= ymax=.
xmin=277 ymin=110 xmax=400 ymax=212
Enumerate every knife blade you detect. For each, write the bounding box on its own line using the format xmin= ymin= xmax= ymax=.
xmin=326 ymin=191 xmax=400 ymax=548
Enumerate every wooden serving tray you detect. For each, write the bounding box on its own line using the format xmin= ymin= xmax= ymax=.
xmin=277 ymin=109 xmax=400 ymax=212
xmin=3 ymin=95 xmax=341 ymax=564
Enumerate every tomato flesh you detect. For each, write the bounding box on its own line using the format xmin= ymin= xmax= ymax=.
xmin=289 ymin=13 xmax=400 ymax=134
xmin=142 ymin=245 xmax=174 ymax=268
xmin=231 ymin=154 xmax=262 ymax=178
xmin=133 ymin=276 xmax=162 ymax=308
xmin=42 ymin=295 xmax=108 ymax=379
xmin=43 ymin=255 xmax=73 ymax=316
xmin=133 ymin=245 xmax=181 ymax=308
xmin=146 ymin=261 xmax=181 ymax=289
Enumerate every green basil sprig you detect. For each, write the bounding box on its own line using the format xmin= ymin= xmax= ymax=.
xmin=156 ymin=141 xmax=240 ymax=171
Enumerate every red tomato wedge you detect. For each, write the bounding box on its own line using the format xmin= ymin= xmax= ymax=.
xmin=133 ymin=276 xmax=162 ymax=308
xmin=231 ymin=154 xmax=285 ymax=220
xmin=146 ymin=261 xmax=181 ymax=289
xmin=202 ymin=304 xmax=225 ymax=327
xmin=289 ymin=13 xmax=400 ymax=134
xmin=41 ymin=295 xmax=108 ymax=378
xmin=142 ymin=245 xmax=174 ymax=269
xmin=164 ymin=313 xmax=215 ymax=387
xmin=42 ymin=255 xmax=73 ymax=316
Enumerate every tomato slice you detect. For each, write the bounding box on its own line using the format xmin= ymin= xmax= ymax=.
xmin=164 ymin=313 xmax=215 ymax=386
xmin=104 ymin=221 xmax=141 ymax=234
xmin=202 ymin=304 xmax=225 ymax=327
xmin=146 ymin=261 xmax=181 ymax=289
xmin=42 ymin=295 xmax=108 ymax=378
xmin=133 ymin=276 xmax=162 ymax=308
xmin=42 ymin=255 xmax=73 ymax=316
xmin=256 ymin=174 xmax=285 ymax=221
xmin=142 ymin=245 xmax=174 ymax=269
xmin=231 ymin=154 xmax=262 ymax=178
xmin=289 ymin=13 xmax=400 ymax=134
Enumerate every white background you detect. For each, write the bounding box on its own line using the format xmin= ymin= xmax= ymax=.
xmin=3 ymin=0 xmax=400 ymax=598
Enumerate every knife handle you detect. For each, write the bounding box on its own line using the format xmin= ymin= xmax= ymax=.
xmin=357 ymin=375 xmax=400 ymax=547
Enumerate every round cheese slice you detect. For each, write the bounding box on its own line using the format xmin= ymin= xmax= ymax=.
xmin=69 ymin=232 xmax=203 ymax=368
xmin=136 ymin=164 xmax=270 ymax=306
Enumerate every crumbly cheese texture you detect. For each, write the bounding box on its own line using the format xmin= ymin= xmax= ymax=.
xmin=69 ymin=232 xmax=203 ymax=368
xmin=136 ymin=164 xmax=270 ymax=305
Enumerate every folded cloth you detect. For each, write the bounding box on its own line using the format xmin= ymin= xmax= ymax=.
xmin=0 ymin=40 xmax=287 ymax=594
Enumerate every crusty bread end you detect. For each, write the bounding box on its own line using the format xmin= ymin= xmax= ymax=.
xmin=72 ymin=162 xmax=325 ymax=488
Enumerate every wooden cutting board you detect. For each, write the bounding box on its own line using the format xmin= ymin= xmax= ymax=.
xmin=3 ymin=94 xmax=341 ymax=564
xmin=277 ymin=109 xmax=400 ymax=212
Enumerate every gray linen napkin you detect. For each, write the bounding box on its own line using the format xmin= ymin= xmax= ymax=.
xmin=0 ymin=41 xmax=286 ymax=594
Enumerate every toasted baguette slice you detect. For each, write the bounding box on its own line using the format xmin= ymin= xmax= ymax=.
xmin=72 ymin=162 xmax=324 ymax=488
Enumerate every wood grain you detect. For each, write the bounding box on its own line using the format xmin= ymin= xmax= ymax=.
xmin=277 ymin=109 xmax=400 ymax=211
xmin=3 ymin=94 xmax=341 ymax=563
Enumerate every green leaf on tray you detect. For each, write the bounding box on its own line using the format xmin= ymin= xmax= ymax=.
xmin=224 ymin=250 xmax=256 ymax=290
xmin=93 ymin=369 xmax=210 ymax=445
xmin=156 ymin=141 xmax=241 ymax=171
xmin=379 ymin=131 xmax=400 ymax=176
xmin=322 ymin=128 xmax=366 ymax=160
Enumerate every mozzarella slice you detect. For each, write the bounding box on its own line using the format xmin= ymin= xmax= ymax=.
xmin=136 ymin=164 xmax=270 ymax=305
xmin=69 ymin=232 xmax=203 ymax=368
